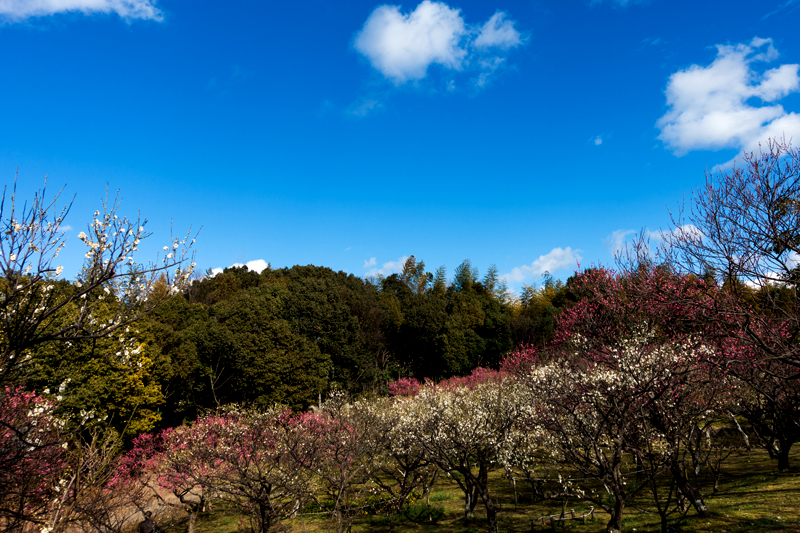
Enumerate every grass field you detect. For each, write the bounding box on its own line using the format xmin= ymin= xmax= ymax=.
xmin=161 ymin=448 xmax=800 ymax=533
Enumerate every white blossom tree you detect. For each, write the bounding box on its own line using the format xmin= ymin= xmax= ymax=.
xmin=394 ymin=375 xmax=523 ymax=533
xmin=0 ymin=178 xmax=196 ymax=385
xmin=523 ymin=332 xmax=729 ymax=533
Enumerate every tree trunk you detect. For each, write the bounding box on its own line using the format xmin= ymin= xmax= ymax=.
xmin=670 ymin=459 xmax=708 ymax=517
xmin=605 ymin=496 xmax=624 ymax=533
xmin=187 ymin=510 xmax=197 ymax=533
xmin=463 ymin=490 xmax=473 ymax=520
xmin=258 ymin=502 xmax=273 ymax=533
xmin=777 ymin=445 xmax=791 ymax=472
xmin=486 ymin=505 xmax=498 ymax=533
xmin=659 ymin=513 xmax=669 ymax=533
xmin=477 ymin=481 xmax=499 ymax=533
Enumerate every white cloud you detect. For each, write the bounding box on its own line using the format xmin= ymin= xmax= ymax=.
xmin=354 ymin=1 xmax=465 ymax=84
xmin=232 ymin=259 xmax=270 ymax=273
xmin=211 ymin=259 xmax=270 ymax=276
xmin=502 ymin=247 xmax=582 ymax=284
xmin=593 ymin=135 xmax=603 ymax=145
xmin=0 ymin=0 xmax=162 ymax=21
xmin=657 ymin=38 xmax=800 ymax=161
xmin=353 ymin=1 xmax=522 ymax=86
xmin=365 ymin=255 xmax=408 ymax=278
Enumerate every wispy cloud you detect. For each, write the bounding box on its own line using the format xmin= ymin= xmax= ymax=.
xmin=603 ymin=229 xmax=636 ymax=256
xmin=0 ymin=0 xmax=163 ymax=21
xmin=473 ymin=12 xmax=522 ymax=49
xmin=641 ymin=36 xmax=662 ymax=47
xmin=763 ymin=0 xmax=800 ymax=19
xmin=657 ymin=38 xmax=800 ymax=165
xmin=364 ymin=255 xmax=408 ymax=278
xmin=502 ymin=247 xmax=581 ymax=284
xmin=347 ymin=98 xmax=383 ymax=117
xmin=604 ymin=226 xmax=701 ymax=258
xmin=590 ymin=0 xmax=652 ymax=6
xmin=353 ymin=1 xmax=523 ymax=88
xmin=207 ymin=64 xmax=255 ymax=95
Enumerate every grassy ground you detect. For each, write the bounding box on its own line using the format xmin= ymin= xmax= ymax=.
xmin=162 ymin=448 xmax=800 ymax=533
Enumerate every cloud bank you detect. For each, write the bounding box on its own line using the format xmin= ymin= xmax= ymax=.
xmin=502 ymin=247 xmax=581 ymax=285
xmin=353 ymin=1 xmax=523 ymax=86
xmin=0 ymin=0 xmax=162 ymax=21
xmin=657 ymin=38 xmax=800 ymax=161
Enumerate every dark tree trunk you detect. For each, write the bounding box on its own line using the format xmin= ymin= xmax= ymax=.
xmin=606 ymin=496 xmax=624 ymax=533
xmin=670 ymin=459 xmax=708 ymax=517
xmin=777 ymin=445 xmax=791 ymax=472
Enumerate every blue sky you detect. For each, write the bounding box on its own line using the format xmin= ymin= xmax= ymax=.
xmin=3 ymin=0 xmax=800 ymax=293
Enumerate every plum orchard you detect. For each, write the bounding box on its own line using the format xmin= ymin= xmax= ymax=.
xmin=126 ymin=346 xmax=734 ymax=533
xmin=121 ymin=263 xmax=799 ymax=533
xmin=11 ymin=262 xmax=789 ymax=533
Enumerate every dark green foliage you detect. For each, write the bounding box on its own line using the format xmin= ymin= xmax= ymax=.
xmin=261 ymin=265 xmax=392 ymax=392
xmin=186 ymin=265 xmax=263 ymax=306
xmin=381 ymin=259 xmax=513 ymax=379
xmin=202 ymin=285 xmax=330 ymax=409
xmin=382 ymin=274 xmax=450 ymax=378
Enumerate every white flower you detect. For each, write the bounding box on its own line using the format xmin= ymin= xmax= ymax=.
xmin=163 ymin=246 xmax=168 ymax=251
xmin=55 ymin=266 xmax=63 ymax=276
xmin=9 ymin=254 xmax=16 ymax=261
xmin=78 ymin=231 xmax=87 ymax=240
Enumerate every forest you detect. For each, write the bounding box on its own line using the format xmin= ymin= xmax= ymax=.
xmin=2 ymin=141 xmax=800 ymax=533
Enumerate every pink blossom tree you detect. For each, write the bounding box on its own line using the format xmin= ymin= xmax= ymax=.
xmin=0 ymin=385 xmax=66 ymax=532
xmin=120 ymin=407 xmax=321 ymax=533
xmin=305 ymin=392 xmax=382 ymax=533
